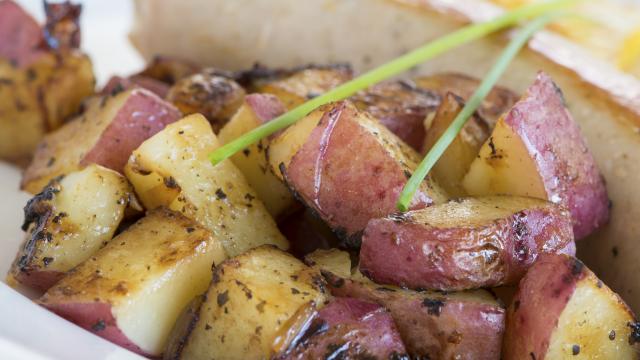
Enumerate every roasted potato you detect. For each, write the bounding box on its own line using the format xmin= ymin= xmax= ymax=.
xmin=218 ymin=94 xmax=296 ymax=219
xmin=239 ymin=64 xmax=353 ymax=109
xmin=281 ymin=101 xmax=446 ymax=246
xmin=351 ymin=80 xmax=440 ymax=150
xmin=309 ymin=250 xmax=505 ymax=360
xmin=101 ymin=75 xmax=170 ymax=98
xmin=503 ymin=254 xmax=639 ymax=359
xmin=166 ymin=69 xmax=246 ymax=132
xmin=463 ymin=72 xmax=610 ymax=239
xmin=165 ymin=245 xmax=329 ymax=360
xmin=421 ymin=93 xmax=493 ymax=196
xmin=273 ymin=297 xmax=408 ymax=359
xmin=360 ymin=196 xmax=575 ymax=291
xmin=124 ymin=114 xmax=288 ymax=257
xmin=39 ymin=208 xmax=225 ymax=357
xmin=21 ymin=88 xmax=181 ymax=194
xmin=7 ymin=165 xmax=134 ymax=291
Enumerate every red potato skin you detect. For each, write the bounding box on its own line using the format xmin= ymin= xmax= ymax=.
xmin=102 ymin=75 xmax=171 ymax=98
xmin=11 ymin=269 xmax=64 ymax=293
xmin=276 ymin=297 xmax=408 ymax=360
xmin=502 ymin=254 xmax=586 ymax=359
xmin=245 ymin=93 xmax=286 ymax=124
xmin=41 ymin=302 xmax=152 ymax=357
xmin=359 ymin=205 xmax=576 ymax=290
xmin=0 ymin=0 xmax=46 ymax=67
xmin=323 ymin=272 xmax=505 ymax=360
xmin=80 ymin=89 xmax=182 ymax=173
xmin=504 ymin=72 xmax=609 ymax=239
xmin=285 ymin=101 xmax=436 ymax=246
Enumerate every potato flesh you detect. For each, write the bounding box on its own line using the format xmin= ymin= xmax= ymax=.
xmin=40 ymin=209 xmax=225 ymax=356
xmin=218 ymin=95 xmax=296 ymax=219
xmin=176 ymin=245 xmax=328 ymax=360
xmin=125 ymin=114 xmax=288 ymax=257
xmin=9 ymin=165 xmax=131 ymax=290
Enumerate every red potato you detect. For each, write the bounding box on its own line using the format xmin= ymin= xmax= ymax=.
xmin=21 ymin=88 xmax=181 ymax=193
xmin=351 ymin=80 xmax=440 ymax=150
xmin=322 ymin=271 xmax=505 ymax=360
xmin=284 ymin=101 xmax=446 ymax=246
xmin=101 ymin=75 xmax=170 ymax=98
xmin=0 ymin=0 xmax=45 ymax=67
xmin=274 ymin=297 xmax=408 ymax=360
xmin=463 ymin=72 xmax=609 ymax=239
xmin=503 ymin=254 xmax=639 ymax=359
xmin=360 ymin=196 xmax=576 ymax=291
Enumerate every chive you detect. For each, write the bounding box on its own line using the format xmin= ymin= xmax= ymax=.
xmin=396 ymin=13 xmax=561 ymax=212
xmin=208 ymin=0 xmax=580 ymax=165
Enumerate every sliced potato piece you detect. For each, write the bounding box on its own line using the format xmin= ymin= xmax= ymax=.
xmin=462 ymin=72 xmax=609 ymax=239
xmin=218 ymin=94 xmax=296 ymax=219
xmin=360 ymin=196 xmax=575 ymax=290
xmin=39 ymin=208 xmax=225 ymax=357
xmin=7 ymin=165 xmax=134 ymax=291
xmin=503 ymin=254 xmax=639 ymax=359
xmin=283 ymin=101 xmax=446 ymax=246
xmin=22 ymin=88 xmax=181 ymax=194
xmin=125 ymin=114 xmax=288 ymax=257
xmin=166 ymin=245 xmax=329 ymax=360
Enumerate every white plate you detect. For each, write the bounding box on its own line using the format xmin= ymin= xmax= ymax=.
xmin=0 ymin=1 xmax=145 ymax=358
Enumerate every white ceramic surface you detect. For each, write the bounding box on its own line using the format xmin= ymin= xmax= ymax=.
xmin=0 ymin=1 xmax=145 ymax=359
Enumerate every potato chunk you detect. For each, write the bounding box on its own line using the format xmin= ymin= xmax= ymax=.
xmin=125 ymin=114 xmax=288 ymax=257
xmin=218 ymin=94 xmax=296 ymax=219
xmin=165 ymin=245 xmax=329 ymax=360
xmin=39 ymin=208 xmax=225 ymax=357
xmin=462 ymin=72 xmax=609 ymax=239
xmin=7 ymin=165 xmax=134 ymax=291
xmin=503 ymin=254 xmax=639 ymax=359
xmin=360 ymin=196 xmax=575 ymax=291
xmin=283 ymin=101 xmax=446 ymax=246
xmin=22 ymin=88 xmax=181 ymax=194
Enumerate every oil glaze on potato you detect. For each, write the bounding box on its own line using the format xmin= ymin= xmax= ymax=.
xmin=165 ymin=245 xmax=328 ymax=360
xmin=125 ymin=114 xmax=288 ymax=257
xmin=503 ymin=254 xmax=639 ymax=359
xmin=284 ymin=101 xmax=446 ymax=246
xmin=218 ymin=94 xmax=296 ymax=219
xmin=360 ymin=196 xmax=575 ymax=291
xmin=463 ymin=73 xmax=609 ymax=239
xmin=8 ymin=165 xmax=134 ymax=291
xmin=274 ymin=297 xmax=408 ymax=359
xmin=39 ymin=208 xmax=225 ymax=357
xmin=22 ymin=88 xmax=181 ymax=194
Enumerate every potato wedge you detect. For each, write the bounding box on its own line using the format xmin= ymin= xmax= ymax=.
xmin=311 ymin=250 xmax=505 ymax=360
xmin=165 ymin=245 xmax=329 ymax=360
xmin=39 ymin=208 xmax=225 ymax=357
xmin=166 ymin=70 xmax=246 ymax=132
xmin=22 ymin=88 xmax=181 ymax=194
xmin=360 ymin=196 xmax=575 ymax=291
xmin=218 ymin=94 xmax=296 ymax=219
xmin=240 ymin=64 xmax=353 ymax=109
xmin=125 ymin=114 xmax=288 ymax=257
xmin=463 ymin=72 xmax=609 ymax=240
xmin=274 ymin=297 xmax=408 ymax=359
xmin=7 ymin=165 xmax=134 ymax=291
xmin=351 ymin=80 xmax=440 ymax=150
xmin=421 ymin=93 xmax=493 ymax=196
xmin=503 ymin=254 xmax=639 ymax=359
xmin=283 ymin=101 xmax=446 ymax=246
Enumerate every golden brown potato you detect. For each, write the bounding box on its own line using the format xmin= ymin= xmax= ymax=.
xmin=166 ymin=69 xmax=246 ymax=132
xmin=217 ymin=94 xmax=296 ymax=219
xmin=239 ymin=64 xmax=353 ymax=109
xmin=503 ymin=254 xmax=639 ymax=359
xmin=165 ymin=245 xmax=329 ymax=360
xmin=21 ymin=88 xmax=181 ymax=194
xmin=7 ymin=165 xmax=135 ymax=291
xmin=125 ymin=114 xmax=288 ymax=257
xmin=39 ymin=208 xmax=226 ymax=357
